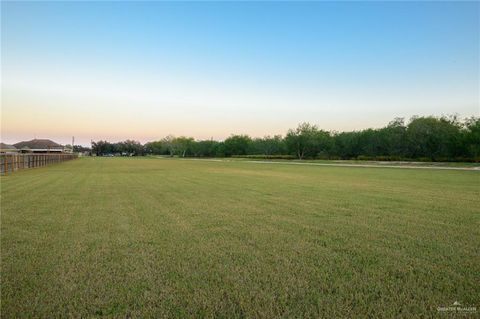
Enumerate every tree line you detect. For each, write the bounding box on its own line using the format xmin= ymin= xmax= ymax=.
xmin=91 ymin=115 xmax=480 ymax=162
xmin=91 ymin=140 xmax=145 ymax=156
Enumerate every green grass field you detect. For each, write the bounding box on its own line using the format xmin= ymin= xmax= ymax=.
xmin=1 ymin=157 xmax=479 ymax=318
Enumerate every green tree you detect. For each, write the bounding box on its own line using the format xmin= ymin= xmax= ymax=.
xmin=191 ymin=140 xmax=222 ymax=157
xmin=252 ymin=135 xmax=286 ymax=157
xmin=381 ymin=118 xmax=407 ymax=158
xmin=144 ymin=141 xmax=166 ymax=155
xmin=285 ymin=123 xmax=319 ymax=159
xmin=314 ymin=130 xmax=332 ymax=158
xmin=332 ymin=131 xmax=359 ymax=159
xmin=464 ymin=117 xmax=480 ymax=161
xmin=224 ymin=135 xmax=252 ymax=156
xmin=173 ymin=137 xmax=194 ymax=157
xmin=406 ymin=116 xmax=462 ymax=160
xmin=162 ymin=135 xmax=176 ymax=156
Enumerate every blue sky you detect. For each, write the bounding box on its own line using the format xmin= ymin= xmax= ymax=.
xmin=2 ymin=1 xmax=479 ymax=145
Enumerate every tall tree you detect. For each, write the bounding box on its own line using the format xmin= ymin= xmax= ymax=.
xmin=162 ymin=135 xmax=176 ymax=156
xmin=406 ymin=116 xmax=462 ymax=160
xmin=173 ymin=137 xmax=194 ymax=157
xmin=285 ymin=123 xmax=319 ymax=159
xmin=464 ymin=117 xmax=480 ymax=161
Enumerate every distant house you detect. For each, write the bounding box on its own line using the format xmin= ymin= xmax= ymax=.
xmin=0 ymin=143 xmax=19 ymax=154
xmin=13 ymin=139 xmax=71 ymax=154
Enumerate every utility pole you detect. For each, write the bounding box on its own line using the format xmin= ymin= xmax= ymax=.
xmin=72 ymin=136 xmax=75 ymax=153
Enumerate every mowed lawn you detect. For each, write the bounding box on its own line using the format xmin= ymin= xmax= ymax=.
xmin=1 ymin=157 xmax=479 ymax=318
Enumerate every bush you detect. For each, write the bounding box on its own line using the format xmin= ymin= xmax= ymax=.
xmin=315 ymin=154 xmax=330 ymax=160
xmin=357 ymin=155 xmax=374 ymax=161
xmin=453 ymin=157 xmax=479 ymax=163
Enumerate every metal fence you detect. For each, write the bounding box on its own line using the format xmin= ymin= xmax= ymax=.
xmin=0 ymin=153 xmax=78 ymax=174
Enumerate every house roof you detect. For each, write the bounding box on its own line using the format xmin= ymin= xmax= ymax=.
xmin=13 ymin=139 xmax=63 ymax=149
xmin=0 ymin=143 xmax=17 ymax=150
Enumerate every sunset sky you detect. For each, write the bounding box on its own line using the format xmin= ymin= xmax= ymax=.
xmin=2 ymin=1 xmax=479 ymax=146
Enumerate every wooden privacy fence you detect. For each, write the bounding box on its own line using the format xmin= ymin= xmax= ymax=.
xmin=0 ymin=154 xmax=78 ymax=174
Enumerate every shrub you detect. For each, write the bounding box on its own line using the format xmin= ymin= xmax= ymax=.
xmin=357 ymin=155 xmax=374 ymax=161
